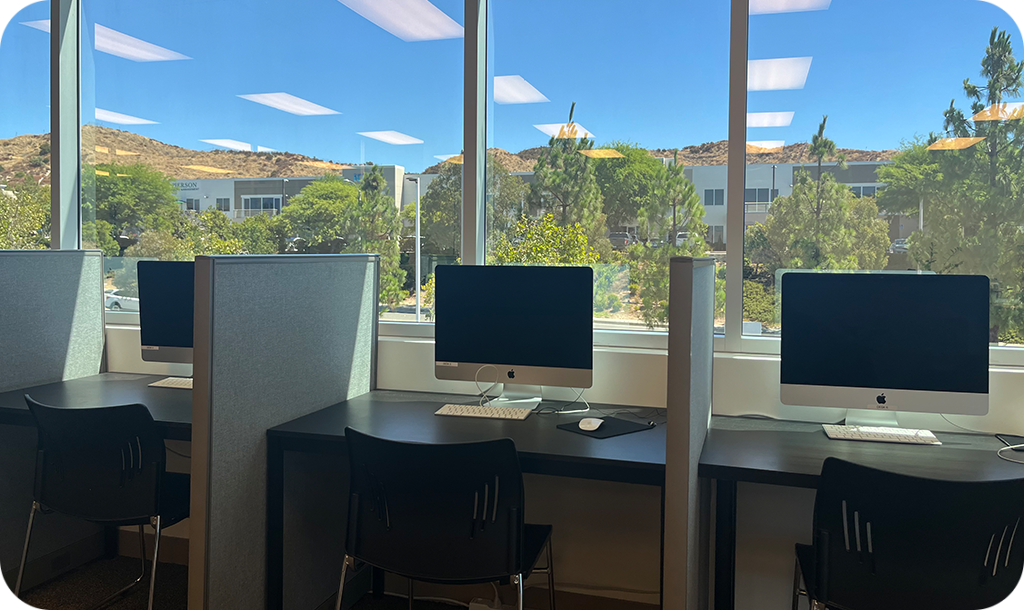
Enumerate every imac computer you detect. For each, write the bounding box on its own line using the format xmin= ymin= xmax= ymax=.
xmin=433 ymin=264 xmax=593 ymax=408
xmin=781 ymin=272 xmax=989 ymax=438
xmin=138 ymin=260 xmax=195 ymax=366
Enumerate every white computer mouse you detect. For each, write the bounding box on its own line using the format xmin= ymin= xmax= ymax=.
xmin=578 ymin=418 xmax=604 ymax=432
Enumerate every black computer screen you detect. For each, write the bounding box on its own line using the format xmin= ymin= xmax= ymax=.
xmin=434 ymin=265 xmax=593 ymax=370
xmin=138 ymin=261 xmax=195 ymax=349
xmin=780 ymin=273 xmax=989 ymax=393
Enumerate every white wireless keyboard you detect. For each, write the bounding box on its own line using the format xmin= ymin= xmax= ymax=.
xmin=435 ymin=404 xmax=532 ymax=420
xmin=148 ymin=377 xmax=193 ymax=390
xmin=823 ymin=424 xmax=941 ymax=445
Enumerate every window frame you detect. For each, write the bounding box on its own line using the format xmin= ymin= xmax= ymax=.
xmin=53 ymin=0 xmax=1024 ymax=366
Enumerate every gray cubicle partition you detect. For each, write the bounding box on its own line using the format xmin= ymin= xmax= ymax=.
xmin=0 ymin=250 xmax=104 ymax=393
xmin=189 ymin=254 xmax=378 ymax=610
xmin=664 ymin=257 xmax=715 ymax=610
xmin=0 ymin=250 xmax=106 ymax=589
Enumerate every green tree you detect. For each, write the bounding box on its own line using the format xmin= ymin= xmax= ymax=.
xmin=528 ymin=103 xmax=609 ymax=257
xmin=91 ymin=163 xmax=179 ymax=253
xmin=417 ymin=161 xmax=462 ymax=256
xmin=486 ymin=156 xmax=529 ymax=247
xmin=875 ymin=139 xmax=943 ymax=233
xmin=808 ymin=115 xmax=848 ymax=220
xmin=275 ymin=174 xmax=406 ymax=308
xmin=914 ymin=28 xmax=1024 ymax=339
xmin=745 ymin=169 xmax=889 ymax=278
xmin=488 ymin=214 xmax=599 ymax=266
xmin=592 ymin=142 xmax=661 ymax=229
xmin=0 ymin=181 xmax=49 ymax=249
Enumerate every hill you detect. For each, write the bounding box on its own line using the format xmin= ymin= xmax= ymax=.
xmin=0 ymin=127 xmax=898 ymax=186
xmin=0 ymin=126 xmax=357 ymax=186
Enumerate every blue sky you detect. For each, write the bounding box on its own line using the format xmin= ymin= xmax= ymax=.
xmin=0 ymin=0 xmax=1019 ymax=173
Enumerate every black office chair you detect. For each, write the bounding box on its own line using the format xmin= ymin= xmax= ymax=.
xmin=14 ymin=395 xmax=190 ymax=610
xmin=336 ymin=428 xmax=555 ymax=610
xmin=792 ymin=457 xmax=1024 ymax=610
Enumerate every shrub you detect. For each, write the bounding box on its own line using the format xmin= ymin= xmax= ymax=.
xmin=743 ymin=280 xmax=776 ymax=325
xmin=39 ymin=142 xmax=50 ymax=155
xmin=29 ymin=156 xmax=46 ymax=167
xmin=998 ymin=326 xmax=1024 ymax=346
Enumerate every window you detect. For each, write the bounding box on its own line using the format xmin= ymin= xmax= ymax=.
xmin=0 ymin=1 xmax=51 ymax=251
xmin=705 ymin=188 xmax=725 ymax=206
xmin=80 ymin=0 xmax=462 ymax=319
xmin=485 ymin=0 xmax=729 ymax=333
xmin=742 ymin=1 xmax=1023 ymax=348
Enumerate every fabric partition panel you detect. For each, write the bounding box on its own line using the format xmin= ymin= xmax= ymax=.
xmin=0 ymin=250 xmax=104 ymax=393
xmin=188 ymin=254 xmax=379 ymax=610
xmin=664 ymin=256 xmax=716 ymax=610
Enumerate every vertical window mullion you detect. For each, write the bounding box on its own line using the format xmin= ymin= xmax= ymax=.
xmin=52 ymin=0 xmax=81 ymax=250
xmin=462 ymin=0 xmax=486 ymax=265
xmin=724 ymin=0 xmax=749 ymax=351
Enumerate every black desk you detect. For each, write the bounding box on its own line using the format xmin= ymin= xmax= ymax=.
xmin=699 ymin=415 xmax=1024 ymax=610
xmin=266 ymin=390 xmax=667 ymax=610
xmin=0 ymin=373 xmax=192 ymax=440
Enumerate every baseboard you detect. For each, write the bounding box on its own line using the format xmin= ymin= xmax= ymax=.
xmin=2 ymin=531 xmax=106 ymax=593
xmin=524 ymin=588 xmax=658 ymax=610
xmin=117 ymin=530 xmax=189 ymax=566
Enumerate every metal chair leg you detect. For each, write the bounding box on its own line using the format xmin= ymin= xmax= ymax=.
xmin=147 ymin=516 xmax=162 ymax=610
xmin=791 ymin=556 xmax=801 ymax=610
xmin=514 ymin=574 xmax=523 ymax=610
xmin=14 ymin=501 xmax=38 ymax=597
xmin=545 ymin=537 xmax=556 ymax=610
xmin=85 ymin=525 xmax=148 ymax=610
xmin=334 ymin=555 xmax=350 ymax=610
xmin=408 ymin=578 xmax=414 ymax=610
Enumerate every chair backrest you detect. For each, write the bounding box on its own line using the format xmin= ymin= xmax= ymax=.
xmin=344 ymin=427 xmax=526 ymax=582
xmin=812 ymin=457 xmax=1024 ymax=610
xmin=25 ymin=395 xmax=167 ymax=523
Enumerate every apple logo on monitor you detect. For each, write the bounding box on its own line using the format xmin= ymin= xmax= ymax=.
xmin=876 ymin=393 xmax=886 ymax=405
xmin=507 ymin=369 xmax=516 ymax=380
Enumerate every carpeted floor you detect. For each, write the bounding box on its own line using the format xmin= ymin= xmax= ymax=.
xmin=18 ymin=556 xmax=460 ymax=610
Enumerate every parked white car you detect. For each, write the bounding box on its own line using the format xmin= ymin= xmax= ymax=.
xmin=104 ymin=289 xmax=140 ymax=311
xmin=675 ymin=232 xmax=691 ymax=247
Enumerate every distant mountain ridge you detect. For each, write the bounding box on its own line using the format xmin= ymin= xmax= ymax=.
xmin=0 ymin=126 xmax=897 ymax=186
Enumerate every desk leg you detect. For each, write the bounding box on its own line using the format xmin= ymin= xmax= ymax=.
xmin=714 ymin=480 xmax=737 ymax=610
xmin=267 ymin=435 xmax=285 ymax=610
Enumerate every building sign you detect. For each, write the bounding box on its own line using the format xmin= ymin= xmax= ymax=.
xmin=174 ymin=181 xmax=200 ymax=192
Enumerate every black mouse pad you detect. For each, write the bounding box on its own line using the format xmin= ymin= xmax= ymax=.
xmin=556 ymin=416 xmax=654 ymax=439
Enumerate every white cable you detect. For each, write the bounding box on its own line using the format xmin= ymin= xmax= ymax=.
xmin=940 ymin=413 xmax=988 ymax=434
xmin=475 ymin=365 xmax=501 ymax=408
xmin=997 ymin=444 xmax=1024 ymax=465
xmin=490 ymin=581 xmax=502 ymax=607
xmin=383 ymin=591 xmax=470 ymax=608
xmin=538 ymin=388 xmax=590 ymax=415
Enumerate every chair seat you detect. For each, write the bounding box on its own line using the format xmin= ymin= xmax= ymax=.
xmin=83 ymin=472 xmax=190 ymax=527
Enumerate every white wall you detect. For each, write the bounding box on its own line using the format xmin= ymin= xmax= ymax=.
xmin=105 ymin=326 xmax=1024 ymax=609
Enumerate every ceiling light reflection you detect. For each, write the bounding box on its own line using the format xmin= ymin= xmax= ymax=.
xmin=747 ymin=111 xmax=794 ymax=127
xmin=494 ymin=76 xmax=549 ymax=104
xmin=534 ymin=123 xmax=594 ymax=139
xmin=748 ymin=57 xmax=812 ymax=91
xmin=338 ymin=0 xmax=463 ymax=42
xmin=95 ymin=108 xmax=157 ymax=125
xmin=928 ymin=137 xmax=985 ymax=150
xmin=201 ymin=139 xmax=251 ymax=151
xmin=238 ymin=93 xmax=340 ymax=116
xmin=750 ymin=0 xmax=831 ymax=14
xmin=358 ymin=131 xmax=424 ymax=145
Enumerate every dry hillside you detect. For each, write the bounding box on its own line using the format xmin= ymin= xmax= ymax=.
xmin=0 ymin=127 xmax=897 ymax=187
xmin=0 ymin=125 xmax=358 ymax=185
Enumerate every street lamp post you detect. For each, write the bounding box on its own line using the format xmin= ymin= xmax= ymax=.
xmin=406 ymin=177 xmax=422 ymax=321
